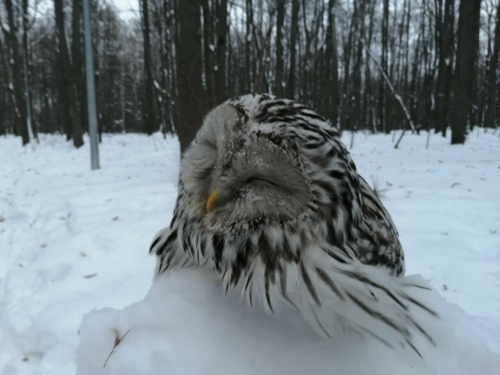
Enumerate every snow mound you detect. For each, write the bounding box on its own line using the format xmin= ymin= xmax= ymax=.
xmin=77 ymin=269 xmax=500 ymax=375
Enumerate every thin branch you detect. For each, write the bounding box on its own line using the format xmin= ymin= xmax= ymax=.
xmin=31 ymin=29 xmax=50 ymax=48
xmin=359 ymin=37 xmax=417 ymax=147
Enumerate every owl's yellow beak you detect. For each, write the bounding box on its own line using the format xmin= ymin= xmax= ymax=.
xmin=206 ymin=189 xmax=218 ymax=212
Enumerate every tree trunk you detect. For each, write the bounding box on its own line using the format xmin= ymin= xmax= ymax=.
xmin=54 ymin=0 xmax=84 ymax=147
xmin=379 ymin=0 xmax=389 ymax=133
xmin=484 ymin=1 xmax=500 ymax=129
xmin=352 ymin=0 xmax=366 ymax=131
xmin=435 ymin=0 xmax=454 ymax=137
xmin=4 ymin=0 xmax=30 ymax=145
xmin=141 ymin=0 xmax=156 ymax=135
xmin=301 ymin=0 xmax=313 ymax=103
xmin=163 ymin=0 xmax=176 ymax=132
xmin=177 ymin=0 xmax=205 ymax=153
xmin=451 ymin=0 xmax=481 ymax=144
xmin=340 ymin=2 xmax=356 ymax=131
xmin=0 ymin=35 xmax=8 ymax=135
xmin=324 ymin=0 xmax=338 ymax=126
xmin=215 ymin=0 xmax=228 ymax=104
xmin=72 ymin=0 xmax=86 ymax=134
xmin=203 ymin=0 xmax=216 ymax=109
xmin=245 ymin=0 xmax=253 ymax=93
xmin=151 ymin=0 xmax=166 ymax=134
xmin=287 ymin=0 xmax=299 ymax=99
xmin=363 ymin=0 xmax=376 ymax=132
xmin=275 ymin=0 xmax=285 ymax=97
xmin=22 ymin=0 xmax=35 ymax=141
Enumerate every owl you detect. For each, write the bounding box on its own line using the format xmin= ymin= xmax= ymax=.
xmin=150 ymin=94 xmax=436 ymax=355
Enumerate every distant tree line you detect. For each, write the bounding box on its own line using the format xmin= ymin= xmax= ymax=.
xmin=0 ymin=0 xmax=498 ymax=150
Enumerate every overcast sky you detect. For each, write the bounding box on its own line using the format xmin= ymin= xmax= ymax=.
xmin=112 ymin=0 xmax=138 ymax=21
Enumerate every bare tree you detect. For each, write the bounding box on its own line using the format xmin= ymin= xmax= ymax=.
xmin=484 ymin=0 xmax=500 ymax=129
xmin=287 ymin=0 xmax=299 ymax=99
xmin=451 ymin=0 xmax=482 ymax=144
xmin=379 ymin=0 xmax=389 ymax=134
xmin=215 ymin=0 xmax=228 ymax=104
xmin=22 ymin=0 xmax=35 ymax=140
xmin=275 ymin=0 xmax=285 ymax=97
xmin=141 ymin=0 xmax=156 ymax=135
xmin=434 ymin=0 xmax=454 ymax=137
xmin=177 ymin=0 xmax=205 ymax=152
xmin=54 ymin=0 xmax=84 ymax=147
xmin=203 ymin=0 xmax=216 ymax=108
xmin=71 ymin=0 xmax=84 ymax=133
xmin=3 ymin=0 xmax=30 ymax=145
xmin=323 ymin=0 xmax=339 ymax=126
xmin=245 ymin=0 xmax=254 ymax=93
xmin=0 ymin=32 xmax=8 ymax=135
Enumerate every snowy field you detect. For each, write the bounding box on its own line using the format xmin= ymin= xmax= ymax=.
xmin=0 ymin=131 xmax=499 ymax=374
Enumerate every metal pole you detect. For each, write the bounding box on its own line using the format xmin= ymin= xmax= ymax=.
xmin=83 ymin=0 xmax=100 ymax=170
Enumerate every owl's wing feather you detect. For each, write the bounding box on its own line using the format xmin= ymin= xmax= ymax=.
xmin=302 ymin=251 xmax=435 ymax=354
xmin=226 ymin=242 xmax=436 ymax=356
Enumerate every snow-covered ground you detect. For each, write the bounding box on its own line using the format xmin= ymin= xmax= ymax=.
xmin=0 ymin=131 xmax=499 ymax=374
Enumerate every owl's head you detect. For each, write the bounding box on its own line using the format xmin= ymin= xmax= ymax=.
xmin=180 ymin=102 xmax=313 ymax=231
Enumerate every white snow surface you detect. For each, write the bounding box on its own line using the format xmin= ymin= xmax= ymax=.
xmin=0 ymin=131 xmax=499 ymax=374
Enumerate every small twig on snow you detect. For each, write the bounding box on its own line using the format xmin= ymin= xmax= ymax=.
xmin=103 ymin=329 xmax=132 ymax=368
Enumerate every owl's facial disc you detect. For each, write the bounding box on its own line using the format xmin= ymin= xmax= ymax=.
xmin=203 ymin=133 xmax=311 ymax=229
xmin=181 ymin=103 xmax=311 ymax=230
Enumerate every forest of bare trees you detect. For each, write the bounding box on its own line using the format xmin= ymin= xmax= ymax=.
xmin=0 ymin=0 xmax=498 ymax=150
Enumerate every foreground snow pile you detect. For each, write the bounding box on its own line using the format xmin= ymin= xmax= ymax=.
xmin=77 ymin=270 xmax=500 ymax=375
xmin=0 ymin=131 xmax=499 ymax=374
